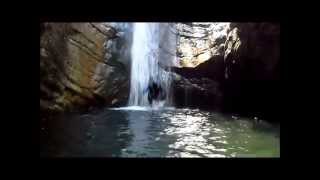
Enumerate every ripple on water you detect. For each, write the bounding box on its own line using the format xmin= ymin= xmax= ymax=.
xmin=41 ymin=107 xmax=280 ymax=157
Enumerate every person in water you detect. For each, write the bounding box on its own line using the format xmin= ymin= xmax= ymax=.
xmin=144 ymin=80 xmax=166 ymax=105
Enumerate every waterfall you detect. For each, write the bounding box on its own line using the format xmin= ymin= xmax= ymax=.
xmin=128 ymin=23 xmax=172 ymax=108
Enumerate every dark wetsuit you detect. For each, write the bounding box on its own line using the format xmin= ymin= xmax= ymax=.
xmin=147 ymin=81 xmax=166 ymax=105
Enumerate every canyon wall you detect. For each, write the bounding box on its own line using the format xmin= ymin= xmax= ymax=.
xmin=40 ymin=22 xmax=280 ymax=120
xmin=172 ymin=22 xmax=280 ymax=120
xmin=223 ymin=22 xmax=280 ymax=120
xmin=40 ymin=23 xmax=130 ymax=115
xmin=171 ymin=23 xmax=229 ymax=109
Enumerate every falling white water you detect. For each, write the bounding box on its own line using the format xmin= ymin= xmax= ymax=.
xmin=128 ymin=23 xmax=172 ymax=107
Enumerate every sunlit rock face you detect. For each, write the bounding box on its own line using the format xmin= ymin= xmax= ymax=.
xmin=176 ymin=23 xmax=230 ymax=67
xmin=40 ymin=23 xmax=129 ymax=114
xmin=170 ymin=23 xmax=229 ymax=109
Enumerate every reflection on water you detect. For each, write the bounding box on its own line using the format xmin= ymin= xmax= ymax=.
xmin=164 ymin=111 xmax=227 ymax=157
xmin=40 ymin=108 xmax=280 ymax=158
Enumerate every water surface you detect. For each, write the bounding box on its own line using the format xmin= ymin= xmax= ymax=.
xmin=40 ymin=107 xmax=280 ymax=157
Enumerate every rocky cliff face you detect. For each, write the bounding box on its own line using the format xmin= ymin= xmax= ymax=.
xmin=40 ymin=22 xmax=280 ymax=120
xmin=171 ymin=22 xmax=280 ymax=120
xmin=224 ymin=23 xmax=280 ymax=81
xmin=176 ymin=23 xmax=229 ymax=68
xmin=40 ymin=23 xmax=129 ymax=115
xmin=171 ymin=23 xmax=229 ymax=109
xmin=222 ymin=22 xmax=280 ymax=120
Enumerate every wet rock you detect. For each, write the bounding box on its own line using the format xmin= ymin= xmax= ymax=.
xmin=172 ymin=72 xmax=223 ymax=110
xmin=224 ymin=23 xmax=280 ymax=81
xmin=169 ymin=22 xmax=280 ymax=122
xmin=40 ymin=23 xmax=129 ymax=114
xmin=222 ymin=23 xmax=280 ymax=121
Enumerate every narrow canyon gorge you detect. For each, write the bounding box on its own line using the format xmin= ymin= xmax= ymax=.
xmin=40 ymin=22 xmax=280 ymax=157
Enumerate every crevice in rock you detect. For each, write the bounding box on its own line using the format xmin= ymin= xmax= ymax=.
xmin=70 ymin=27 xmax=99 ymax=47
xmin=89 ymin=23 xmax=118 ymax=39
